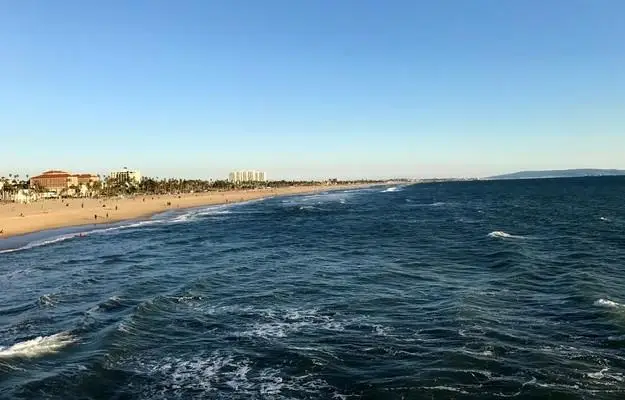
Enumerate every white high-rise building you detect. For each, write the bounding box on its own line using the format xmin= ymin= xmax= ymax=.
xmin=228 ymin=170 xmax=267 ymax=183
xmin=109 ymin=168 xmax=142 ymax=185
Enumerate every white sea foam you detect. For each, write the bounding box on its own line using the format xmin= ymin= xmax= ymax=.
xmin=0 ymin=220 xmax=162 ymax=254
xmin=0 ymin=332 xmax=76 ymax=359
xmin=461 ymin=348 xmax=494 ymax=358
xmin=197 ymin=209 xmax=232 ymax=217
xmin=171 ymin=213 xmax=192 ymax=223
xmin=0 ymin=234 xmax=77 ymax=254
xmin=38 ymin=294 xmax=57 ymax=307
xmin=170 ymin=204 xmax=240 ymax=224
xmin=422 ymin=386 xmax=470 ymax=395
xmin=586 ymin=367 xmax=624 ymax=382
xmin=587 ymin=367 xmax=610 ymax=379
xmin=488 ymin=231 xmax=523 ymax=239
xmin=406 ymin=201 xmax=449 ymax=208
xmin=372 ymin=324 xmax=391 ymax=336
xmin=594 ymin=298 xmax=624 ymax=308
xmin=259 ymin=368 xmax=284 ymax=395
xmin=284 ymin=190 xmax=356 ymax=208
xmin=381 ymin=186 xmax=401 ymax=193
xmin=117 ymin=352 xmax=339 ymax=398
xmin=240 ymin=308 xmax=345 ymax=339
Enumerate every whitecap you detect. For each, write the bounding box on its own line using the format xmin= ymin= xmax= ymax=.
xmin=38 ymin=294 xmax=57 ymax=307
xmin=406 ymin=201 xmax=448 ymax=208
xmin=372 ymin=324 xmax=391 ymax=336
xmin=594 ymin=298 xmax=623 ymax=308
xmin=461 ymin=348 xmax=494 ymax=357
xmin=488 ymin=231 xmax=524 ymax=239
xmin=422 ymin=386 xmax=470 ymax=395
xmin=381 ymin=186 xmax=401 ymax=193
xmin=0 ymin=331 xmax=76 ymax=359
xmin=587 ymin=367 xmax=609 ymax=379
xmin=585 ymin=367 xmax=624 ymax=382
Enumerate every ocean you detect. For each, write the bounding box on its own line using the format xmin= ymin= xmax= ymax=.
xmin=1 ymin=177 xmax=624 ymax=399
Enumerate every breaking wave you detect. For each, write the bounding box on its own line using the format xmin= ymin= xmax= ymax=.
xmin=487 ymin=231 xmax=524 ymax=239
xmin=0 ymin=220 xmax=161 ymax=254
xmin=594 ymin=298 xmax=624 ymax=308
xmin=0 ymin=332 xmax=76 ymax=359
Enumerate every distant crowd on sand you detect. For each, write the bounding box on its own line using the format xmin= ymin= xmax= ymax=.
xmin=0 ymin=190 xmax=261 ymax=238
xmin=0 ymin=185 xmax=341 ymax=239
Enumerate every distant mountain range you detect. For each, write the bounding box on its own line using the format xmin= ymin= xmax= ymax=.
xmin=488 ymin=169 xmax=625 ymax=180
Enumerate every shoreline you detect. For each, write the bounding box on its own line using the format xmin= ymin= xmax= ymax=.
xmin=0 ymin=184 xmax=373 ymax=240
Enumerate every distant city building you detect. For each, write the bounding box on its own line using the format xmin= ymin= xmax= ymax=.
xmin=29 ymin=170 xmax=99 ymax=193
xmin=109 ymin=168 xmax=142 ymax=185
xmin=228 ymin=170 xmax=267 ymax=183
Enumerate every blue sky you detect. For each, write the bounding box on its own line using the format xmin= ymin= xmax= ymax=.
xmin=1 ymin=0 xmax=623 ymax=179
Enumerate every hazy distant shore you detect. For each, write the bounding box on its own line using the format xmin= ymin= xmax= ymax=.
xmin=0 ymin=184 xmax=368 ymax=239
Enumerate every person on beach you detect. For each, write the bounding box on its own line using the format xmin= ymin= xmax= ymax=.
xmin=94 ymin=214 xmax=98 ymax=220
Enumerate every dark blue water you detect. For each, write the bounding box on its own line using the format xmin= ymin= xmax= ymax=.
xmin=1 ymin=178 xmax=625 ymax=399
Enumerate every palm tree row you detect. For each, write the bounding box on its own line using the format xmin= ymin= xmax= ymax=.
xmin=1 ymin=173 xmax=388 ymax=199
xmin=100 ymin=176 xmax=386 ymax=196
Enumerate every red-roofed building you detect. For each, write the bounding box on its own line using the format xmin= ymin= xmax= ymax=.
xmin=30 ymin=170 xmax=99 ymax=193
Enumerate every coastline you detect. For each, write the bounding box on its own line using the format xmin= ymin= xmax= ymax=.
xmin=0 ymin=184 xmax=370 ymax=240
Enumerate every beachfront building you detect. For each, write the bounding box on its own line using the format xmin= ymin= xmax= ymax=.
xmin=109 ymin=168 xmax=142 ymax=185
xmin=75 ymin=174 xmax=99 ymax=186
xmin=228 ymin=170 xmax=267 ymax=183
xmin=29 ymin=170 xmax=99 ymax=193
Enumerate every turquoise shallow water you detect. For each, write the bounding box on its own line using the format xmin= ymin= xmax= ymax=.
xmin=1 ymin=177 xmax=625 ymax=399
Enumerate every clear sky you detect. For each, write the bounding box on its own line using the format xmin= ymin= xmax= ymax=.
xmin=1 ymin=0 xmax=623 ymax=180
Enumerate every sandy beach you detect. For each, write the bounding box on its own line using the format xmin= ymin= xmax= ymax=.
xmin=0 ymin=185 xmax=360 ymax=238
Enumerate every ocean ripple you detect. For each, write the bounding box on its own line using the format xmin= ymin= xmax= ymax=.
xmin=2 ymin=177 xmax=625 ymax=398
